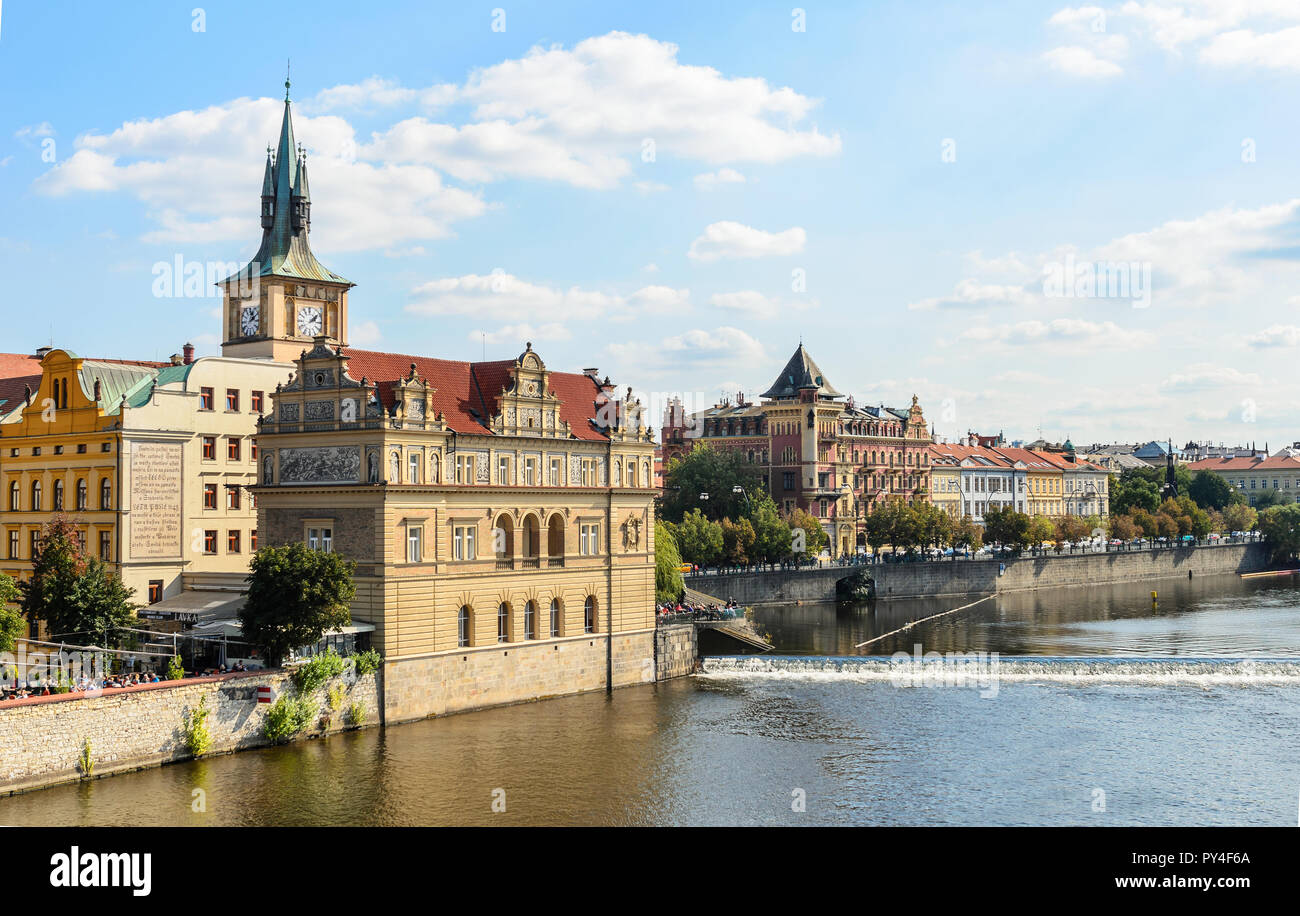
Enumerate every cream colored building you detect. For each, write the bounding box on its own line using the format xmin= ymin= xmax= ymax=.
xmin=0 ymin=347 xmax=290 ymax=612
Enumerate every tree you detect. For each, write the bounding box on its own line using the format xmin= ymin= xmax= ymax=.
xmin=1222 ymin=502 xmax=1259 ymax=534
xmin=0 ymin=573 xmax=24 ymax=654
xmin=1129 ymin=508 xmax=1158 ymax=538
xmin=914 ymin=502 xmax=952 ymax=551
xmin=20 ymin=518 xmax=137 ymax=645
xmin=675 ymin=508 xmax=723 ymax=566
xmin=952 ymin=516 xmax=983 ymax=552
xmin=1258 ymin=503 xmax=1300 ymax=562
xmin=1187 ymin=470 xmax=1239 ymax=511
xmin=1110 ymin=469 xmax=1162 ymax=516
xmin=720 ymin=517 xmax=756 ymax=566
xmin=748 ymin=494 xmax=792 ymax=562
xmin=1055 ymin=516 xmax=1091 ymax=546
xmin=654 ymin=520 xmax=684 ymax=604
xmin=241 ymin=543 xmax=356 ymax=667
xmin=864 ymin=503 xmax=891 ymax=557
xmin=1108 ymin=514 xmax=1138 ymax=541
xmin=786 ymin=507 xmax=829 ymax=559
xmin=1026 ymin=515 xmax=1056 ymax=549
xmin=983 ymin=506 xmax=1030 ymax=549
xmin=1155 ymin=513 xmax=1180 ymax=540
xmin=659 ymin=446 xmax=763 ymax=524
xmin=1253 ymin=487 xmax=1288 ymax=510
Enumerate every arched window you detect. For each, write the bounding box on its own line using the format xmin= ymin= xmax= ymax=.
xmin=31 ymin=480 xmax=42 ymax=512
xmin=584 ymin=596 xmax=597 ymax=634
xmin=8 ymin=481 xmax=18 ymax=512
xmin=549 ymin=598 xmax=562 ymax=637
xmin=457 ymin=606 xmax=471 ymax=648
xmin=497 ymin=602 xmax=511 ymax=643
xmin=524 ymin=600 xmax=536 ymax=640
xmin=522 ymin=515 xmax=540 ymax=559
xmin=52 ymin=480 xmax=64 ymax=511
xmin=76 ymin=479 xmax=87 ymax=511
xmin=642 ymin=461 xmax=650 ymax=485
xmin=547 ymin=514 xmax=564 ymax=561
xmin=100 ymin=478 xmax=112 ymax=510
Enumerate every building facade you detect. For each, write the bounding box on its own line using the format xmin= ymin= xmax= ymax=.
xmin=244 ymin=85 xmax=657 ymax=721
xmin=1186 ymin=455 xmax=1300 ymax=506
xmin=661 ymin=344 xmax=933 ymax=557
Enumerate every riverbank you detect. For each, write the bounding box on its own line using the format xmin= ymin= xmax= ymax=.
xmin=692 ymin=541 xmax=1273 ymax=605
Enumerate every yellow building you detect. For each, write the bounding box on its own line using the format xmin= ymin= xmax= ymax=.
xmin=236 ymin=84 xmax=658 ymax=721
xmin=993 ymin=447 xmax=1063 ymax=517
xmin=0 ymin=347 xmax=291 ymax=616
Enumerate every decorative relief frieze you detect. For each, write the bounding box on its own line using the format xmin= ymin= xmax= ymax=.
xmin=279 ymin=446 xmax=361 ymax=485
xmin=305 ymin=400 xmax=334 ymax=421
xmin=280 ymin=403 xmax=300 ymax=422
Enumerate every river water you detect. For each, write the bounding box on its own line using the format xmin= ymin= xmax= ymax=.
xmin=3 ymin=574 xmax=1299 ymax=826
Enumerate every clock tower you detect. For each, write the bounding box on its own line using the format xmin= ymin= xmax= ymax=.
xmin=219 ymin=79 xmax=353 ymax=361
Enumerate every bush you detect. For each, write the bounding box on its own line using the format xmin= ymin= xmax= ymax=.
xmin=166 ymin=655 xmax=185 ymax=681
xmin=347 ymin=702 xmax=366 ymax=728
xmin=183 ymin=695 xmax=214 ymax=757
xmin=290 ymin=648 xmax=345 ymax=695
xmin=263 ymin=695 xmax=318 ymax=743
xmin=351 ymin=649 xmax=381 ymax=676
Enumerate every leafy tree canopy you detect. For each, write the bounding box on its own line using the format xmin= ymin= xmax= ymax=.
xmin=241 ymin=543 xmax=356 ymax=667
xmin=19 ymin=518 xmax=137 ymax=645
xmin=660 ymin=446 xmax=764 ymax=524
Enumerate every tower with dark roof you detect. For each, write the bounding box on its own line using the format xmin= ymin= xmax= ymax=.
xmin=219 ymin=79 xmax=354 ymax=361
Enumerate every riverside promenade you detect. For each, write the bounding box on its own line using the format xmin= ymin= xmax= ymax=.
xmin=687 ymin=541 xmax=1274 ymax=605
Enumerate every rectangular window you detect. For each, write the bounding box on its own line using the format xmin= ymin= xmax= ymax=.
xmin=226 ymin=486 xmax=241 ymax=510
xmin=199 ymin=387 xmax=214 ymax=410
xmin=251 ymin=390 xmax=264 ymax=412
xmin=148 ymin=580 xmax=163 ymax=604
xmin=307 ymin=527 xmax=333 ymax=553
xmin=7 ymin=530 xmax=17 ymax=559
xmin=408 ymin=453 xmax=421 ymax=484
xmin=407 ymin=526 xmax=423 ymax=563
xmin=251 ymin=441 xmax=258 ymax=462
xmin=227 ymin=530 xmax=241 ymax=553
xmin=580 ymin=459 xmax=597 ymax=487
xmin=549 ymin=457 xmax=561 ymax=486
xmin=453 ymin=525 xmax=477 ymax=560
xmin=580 ymin=523 xmax=600 ymax=556
xmin=202 ymin=436 xmax=216 ymax=460
xmin=203 ymin=530 xmax=218 ymax=555
xmin=455 ymin=455 xmax=475 ymax=484
xmin=99 ymin=530 xmax=111 ymax=561
xmin=250 ymin=529 xmax=258 ymax=552
xmin=227 ymin=437 xmax=241 ymax=460
xmin=524 ymin=457 xmax=537 ymax=486
xmin=497 ymin=455 xmax=512 ymax=485
xmin=203 ymin=484 xmax=217 ymax=509
xmin=226 ymin=389 xmax=239 ymax=412
xmin=30 ymin=530 xmax=39 ymax=558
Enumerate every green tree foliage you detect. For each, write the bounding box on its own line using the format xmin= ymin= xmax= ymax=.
xmin=654 ymin=520 xmax=684 ymax=604
xmin=913 ymin=502 xmax=952 ymax=551
xmin=951 ymin=516 xmax=983 ymax=551
xmin=983 ymin=506 xmax=1030 ymax=548
xmin=1221 ymin=502 xmax=1259 ymax=534
xmin=748 ymin=494 xmax=792 ymax=562
xmin=675 ymin=508 xmax=723 ymax=566
xmin=0 ymin=573 xmax=24 ymax=654
xmin=20 ymin=518 xmax=137 ymax=645
xmin=1110 ymin=469 xmax=1162 ymax=515
xmin=720 ymin=517 xmax=757 ymax=566
xmin=1108 ymin=514 xmax=1138 ymax=541
xmin=241 ymin=543 xmax=356 ymax=667
xmin=1258 ymin=503 xmax=1300 ymax=562
xmin=1026 ymin=515 xmax=1056 ymax=548
xmin=1252 ymin=487 xmax=1288 ymax=509
xmin=1187 ymin=470 xmax=1241 ymax=511
xmin=785 ymin=507 xmax=829 ymax=559
xmin=1055 ymin=515 xmax=1091 ymax=546
xmin=659 ymin=445 xmax=763 ymax=524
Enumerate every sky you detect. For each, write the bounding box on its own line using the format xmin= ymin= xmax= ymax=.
xmin=3 ymin=0 xmax=1300 ymax=449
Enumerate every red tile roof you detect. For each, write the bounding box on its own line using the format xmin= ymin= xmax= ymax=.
xmin=1187 ymin=455 xmax=1300 ymax=472
xmin=341 ymin=348 xmax=608 ymax=440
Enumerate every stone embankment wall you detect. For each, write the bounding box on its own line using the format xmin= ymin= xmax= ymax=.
xmin=655 ymin=623 xmax=697 ymax=679
xmin=0 ymin=669 xmax=379 ymax=796
xmin=693 ymin=542 xmax=1272 ymax=605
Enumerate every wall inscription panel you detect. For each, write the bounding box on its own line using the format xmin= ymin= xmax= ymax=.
xmin=130 ymin=441 xmax=183 ymax=558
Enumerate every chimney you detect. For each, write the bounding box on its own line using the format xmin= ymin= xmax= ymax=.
xmin=183 ymin=342 xmax=195 ymax=365
xmin=169 ymin=353 xmax=183 ymax=366
xmin=35 ymin=346 xmax=52 ymax=359
xmin=583 ymin=368 xmax=600 ymax=379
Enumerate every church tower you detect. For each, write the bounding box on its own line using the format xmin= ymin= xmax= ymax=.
xmin=219 ymin=78 xmax=354 ymax=361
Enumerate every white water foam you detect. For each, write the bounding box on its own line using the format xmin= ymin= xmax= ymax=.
xmin=700 ymin=655 xmax=1300 ymax=686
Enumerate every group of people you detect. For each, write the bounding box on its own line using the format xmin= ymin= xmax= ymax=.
xmin=1 ymin=670 xmax=163 ymax=702
xmin=658 ymin=598 xmax=743 ymax=621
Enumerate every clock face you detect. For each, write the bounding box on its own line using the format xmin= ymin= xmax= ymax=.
xmin=239 ymin=305 xmax=260 ymax=337
xmin=296 ymin=306 xmax=323 ymax=337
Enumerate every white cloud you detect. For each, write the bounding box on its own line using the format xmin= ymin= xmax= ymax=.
xmin=468 ymin=323 xmax=572 ymax=346
xmin=1160 ymin=364 xmax=1261 ymax=390
xmin=405 ymin=271 xmax=683 ymax=323
xmin=15 ymin=122 xmax=55 ymax=142
xmin=1043 ymin=45 xmax=1124 ymax=77
xmin=908 ymin=279 xmax=1039 ymax=311
xmin=1247 ymin=324 xmax=1300 ymax=348
xmin=710 ymin=290 xmax=814 ymax=319
xmin=607 ymin=326 xmax=766 ymax=372
xmin=1201 ymin=25 xmax=1300 ymax=70
xmin=694 ymin=168 xmax=746 ymax=190
xmin=629 ymin=285 xmax=691 ymax=312
xmin=957 ymin=318 xmax=1149 ymax=348
xmin=687 ymin=221 xmax=805 ymax=262
xmin=307 ymin=77 xmax=456 ymax=112
xmin=350 ymin=320 xmax=383 ymax=347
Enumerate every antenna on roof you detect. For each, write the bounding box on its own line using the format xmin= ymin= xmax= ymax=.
xmin=482 ymin=332 xmax=486 ymax=361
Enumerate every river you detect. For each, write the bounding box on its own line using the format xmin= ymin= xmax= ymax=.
xmin=3 ymin=574 xmax=1298 ymax=826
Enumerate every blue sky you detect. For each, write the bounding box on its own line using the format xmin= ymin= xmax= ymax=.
xmin=3 ymin=0 xmax=1300 ymax=447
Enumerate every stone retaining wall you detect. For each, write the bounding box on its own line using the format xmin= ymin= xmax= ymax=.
xmin=655 ymin=623 xmax=697 ymax=680
xmin=0 ymin=669 xmax=380 ymax=796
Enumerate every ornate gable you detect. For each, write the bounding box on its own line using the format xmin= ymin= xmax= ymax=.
xmin=488 ymin=343 xmax=569 ymax=438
